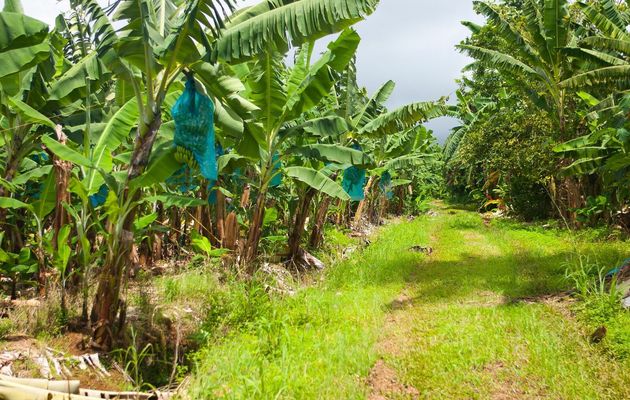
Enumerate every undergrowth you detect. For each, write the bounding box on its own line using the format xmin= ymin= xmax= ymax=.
xmin=565 ymin=255 xmax=630 ymax=359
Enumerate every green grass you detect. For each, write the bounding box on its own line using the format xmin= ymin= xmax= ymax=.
xmin=185 ymin=220 xmax=425 ymax=399
xmin=182 ymin=203 xmax=630 ymax=399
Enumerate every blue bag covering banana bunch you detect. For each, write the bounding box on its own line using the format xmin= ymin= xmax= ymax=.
xmin=342 ymin=143 xmax=367 ymax=201
xmin=342 ymin=166 xmax=366 ymax=201
xmin=172 ymin=74 xmax=218 ymax=182
xmin=379 ymin=171 xmax=394 ymax=200
xmin=269 ymin=152 xmax=282 ymax=188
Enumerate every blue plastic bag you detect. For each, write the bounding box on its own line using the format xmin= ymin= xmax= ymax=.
xmin=172 ymin=76 xmax=217 ymax=181
xmin=379 ymin=171 xmax=393 ymax=200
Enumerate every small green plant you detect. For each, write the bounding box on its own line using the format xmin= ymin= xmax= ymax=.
xmin=564 ymin=255 xmax=600 ymax=299
xmin=190 ymin=231 xmax=229 ymax=259
xmin=574 ymin=195 xmax=610 ymax=225
xmin=44 ymin=225 xmax=73 ymax=319
xmin=114 ymin=328 xmax=155 ymax=392
xmin=0 ymin=233 xmax=38 ymax=299
xmin=163 ymin=278 xmax=181 ymax=303
xmin=414 ymin=196 xmax=432 ymax=214
xmin=565 ymin=255 xmax=624 ymax=326
xmin=255 ymin=312 xmax=289 ymax=359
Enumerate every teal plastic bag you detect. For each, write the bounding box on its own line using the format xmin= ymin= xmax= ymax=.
xmin=342 ymin=143 xmax=366 ymax=201
xmin=379 ymin=171 xmax=393 ymax=200
xmin=89 ymin=184 xmax=109 ymax=207
xmin=269 ymin=152 xmax=282 ymax=188
xmin=172 ymin=76 xmax=217 ymax=181
xmin=343 ymin=166 xmax=366 ymax=201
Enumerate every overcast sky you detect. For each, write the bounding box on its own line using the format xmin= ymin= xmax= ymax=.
xmin=8 ymin=0 xmax=482 ymax=143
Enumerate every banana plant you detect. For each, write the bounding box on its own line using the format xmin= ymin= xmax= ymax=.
xmin=317 ymin=59 xmax=450 ymax=226
xmin=58 ymin=0 xmax=383 ymax=349
xmin=0 ymin=232 xmax=38 ymax=300
xmin=0 ymin=0 xmax=114 ymax=295
xmin=554 ymin=91 xmax=630 ymax=200
xmin=45 ymin=0 xmax=238 ymax=350
xmin=561 ymin=0 xmax=630 ymax=91
xmin=458 ymin=0 xmax=579 ymax=137
xmin=352 ymin=125 xmax=439 ymax=224
xmin=550 ymin=1 xmax=630 ymax=220
xmin=232 ymin=29 xmax=367 ymax=265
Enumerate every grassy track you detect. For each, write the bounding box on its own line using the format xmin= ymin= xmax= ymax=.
xmin=378 ymin=205 xmax=630 ymax=399
xmin=187 ymin=203 xmax=630 ymax=399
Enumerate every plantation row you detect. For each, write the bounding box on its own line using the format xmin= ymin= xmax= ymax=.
xmin=446 ymin=0 xmax=630 ymax=228
xmin=0 ymin=0 xmax=446 ymax=351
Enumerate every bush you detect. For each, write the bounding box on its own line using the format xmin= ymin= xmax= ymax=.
xmin=507 ymin=178 xmax=552 ymax=221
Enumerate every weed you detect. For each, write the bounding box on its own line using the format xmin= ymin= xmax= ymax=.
xmin=564 ymin=254 xmax=630 ymax=360
xmin=113 ymin=328 xmax=155 ymax=392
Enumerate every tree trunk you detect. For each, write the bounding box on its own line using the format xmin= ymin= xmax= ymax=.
xmin=91 ymin=112 xmax=162 ymax=350
xmin=396 ymin=186 xmax=405 ymax=215
xmin=215 ymin=186 xmax=226 ymax=245
xmin=242 ymin=189 xmax=267 ymax=267
xmin=194 ymin=200 xmax=202 ymax=233
xmin=0 ymin=145 xmax=22 ymax=262
xmin=48 ymin=125 xmax=72 ymax=297
xmin=309 ymin=195 xmax=332 ymax=248
xmin=376 ymin=196 xmax=387 ymax=224
xmin=223 ymin=212 xmax=238 ymax=250
xmin=224 ymin=185 xmax=250 ymax=252
xmin=288 ymin=188 xmax=316 ymax=260
xmin=335 ymin=198 xmax=344 ymax=225
xmin=153 ymin=203 xmax=164 ymax=263
xmin=353 ymin=176 xmax=376 ymax=228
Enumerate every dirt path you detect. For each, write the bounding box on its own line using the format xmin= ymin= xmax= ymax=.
xmin=368 ymin=206 xmax=630 ymax=399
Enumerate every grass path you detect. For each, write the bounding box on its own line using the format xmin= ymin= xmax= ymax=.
xmin=373 ymin=204 xmax=630 ymax=399
xmin=186 ymin=203 xmax=630 ymax=399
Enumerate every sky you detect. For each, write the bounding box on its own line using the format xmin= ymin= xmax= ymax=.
xmin=7 ymin=0 xmax=483 ymax=143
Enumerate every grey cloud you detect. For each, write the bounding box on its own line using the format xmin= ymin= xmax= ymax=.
xmin=350 ymin=0 xmax=482 ymax=143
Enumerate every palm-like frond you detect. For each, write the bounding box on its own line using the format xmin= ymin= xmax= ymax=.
xmin=598 ymin=0 xmax=629 ymax=29
xmin=562 ymin=47 xmax=625 ymax=67
xmin=67 ymin=0 xmax=118 ymax=56
xmin=283 ymin=28 xmax=360 ymax=119
xmin=457 ymin=44 xmax=539 ymax=78
xmin=560 ymin=2 xmax=630 ymax=90
xmin=579 ymin=1 xmax=629 ymax=40
xmin=214 ymin=0 xmax=379 ymax=63
xmin=523 ymin=0 xmax=552 ymax=62
xmin=543 ymin=0 xmax=569 ymax=56
xmin=560 ymin=65 xmax=630 ymax=89
xmin=359 ymin=102 xmax=449 ymax=136
xmin=383 ymin=153 xmax=432 ymax=171
xmin=246 ymin=51 xmax=287 ymax=134
xmin=353 ymin=80 xmax=395 ymax=129
xmin=473 ymin=1 xmax=541 ymax=66
xmin=582 ymin=36 xmax=630 ymax=56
